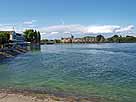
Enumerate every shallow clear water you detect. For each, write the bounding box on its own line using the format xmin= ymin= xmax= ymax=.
xmin=0 ymin=43 xmax=136 ymax=102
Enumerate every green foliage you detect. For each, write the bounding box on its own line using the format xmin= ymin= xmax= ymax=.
xmin=120 ymin=36 xmax=136 ymax=43
xmin=23 ymin=29 xmax=41 ymax=43
xmin=107 ymin=35 xmax=120 ymax=43
xmin=83 ymin=36 xmax=96 ymax=38
xmin=107 ymin=35 xmax=136 ymax=43
xmin=96 ymin=35 xmax=105 ymax=42
xmin=41 ymin=39 xmax=62 ymax=44
xmin=41 ymin=39 xmax=48 ymax=44
xmin=0 ymin=32 xmax=9 ymax=44
xmin=54 ymin=39 xmax=62 ymax=43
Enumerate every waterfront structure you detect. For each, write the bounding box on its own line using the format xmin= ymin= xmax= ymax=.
xmin=15 ymin=33 xmax=25 ymax=43
xmin=72 ymin=37 xmax=97 ymax=43
xmin=61 ymin=38 xmax=73 ymax=43
xmin=61 ymin=35 xmax=73 ymax=43
xmin=61 ymin=36 xmax=97 ymax=43
xmin=0 ymin=31 xmax=25 ymax=43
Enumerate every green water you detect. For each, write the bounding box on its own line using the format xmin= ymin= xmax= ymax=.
xmin=0 ymin=43 xmax=136 ymax=102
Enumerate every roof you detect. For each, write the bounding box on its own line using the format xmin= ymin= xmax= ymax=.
xmin=0 ymin=31 xmax=15 ymax=32
xmin=0 ymin=31 xmax=15 ymax=34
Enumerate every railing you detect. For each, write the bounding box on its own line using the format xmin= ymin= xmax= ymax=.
xmin=0 ymin=43 xmax=24 ymax=52
xmin=0 ymin=47 xmax=16 ymax=52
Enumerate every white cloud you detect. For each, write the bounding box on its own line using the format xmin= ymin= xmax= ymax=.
xmin=40 ymin=24 xmax=86 ymax=34
xmin=24 ymin=21 xmax=33 ymax=25
xmin=39 ymin=24 xmax=136 ymax=39
xmin=0 ymin=25 xmax=14 ymax=31
xmin=50 ymin=32 xmax=59 ymax=34
xmin=87 ymin=25 xmax=120 ymax=33
xmin=64 ymin=31 xmax=71 ymax=34
xmin=23 ymin=20 xmax=37 ymax=25
xmin=0 ymin=22 xmax=135 ymax=38
xmin=39 ymin=24 xmax=135 ymax=35
xmin=115 ymin=25 xmax=134 ymax=33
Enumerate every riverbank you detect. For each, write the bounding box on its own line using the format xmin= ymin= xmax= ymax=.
xmin=0 ymin=47 xmax=28 ymax=60
xmin=0 ymin=88 xmax=107 ymax=102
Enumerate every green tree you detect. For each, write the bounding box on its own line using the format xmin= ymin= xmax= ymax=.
xmin=112 ymin=35 xmax=119 ymax=42
xmin=54 ymin=39 xmax=62 ymax=43
xmin=96 ymin=35 xmax=105 ymax=42
xmin=120 ymin=36 xmax=136 ymax=43
xmin=37 ymin=31 xmax=41 ymax=43
xmin=109 ymin=35 xmax=122 ymax=43
xmin=0 ymin=32 xmax=9 ymax=48
xmin=24 ymin=29 xmax=41 ymax=43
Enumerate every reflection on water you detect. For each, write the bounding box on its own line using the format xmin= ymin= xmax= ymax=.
xmin=27 ymin=44 xmax=41 ymax=52
xmin=0 ymin=43 xmax=136 ymax=101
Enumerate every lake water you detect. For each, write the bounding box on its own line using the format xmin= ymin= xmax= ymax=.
xmin=0 ymin=43 xmax=136 ymax=102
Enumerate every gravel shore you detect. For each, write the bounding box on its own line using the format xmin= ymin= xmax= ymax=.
xmin=0 ymin=89 xmax=106 ymax=102
xmin=0 ymin=93 xmax=65 ymax=102
xmin=0 ymin=92 xmax=98 ymax=102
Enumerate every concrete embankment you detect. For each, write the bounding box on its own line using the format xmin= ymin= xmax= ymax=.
xmin=0 ymin=47 xmax=28 ymax=60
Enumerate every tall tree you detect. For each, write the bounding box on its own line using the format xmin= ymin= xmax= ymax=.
xmin=96 ymin=35 xmax=105 ymax=42
xmin=24 ymin=29 xmax=41 ymax=43
xmin=113 ymin=35 xmax=120 ymax=42
xmin=0 ymin=32 xmax=9 ymax=48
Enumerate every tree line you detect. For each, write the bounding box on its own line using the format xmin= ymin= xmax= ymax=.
xmin=83 ymin=34 xmax=136 ymax=43
xmin=106 ymin=35 xmax=136 ymax=43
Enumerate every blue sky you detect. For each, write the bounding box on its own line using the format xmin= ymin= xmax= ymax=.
xmin=0 ymin=0 xmax=136 ymax=39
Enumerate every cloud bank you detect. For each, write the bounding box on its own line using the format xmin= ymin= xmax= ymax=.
xmin=0 ymin=21 xmax=135 ymax=39
xmin=39 ymin=24 xmax=135 ymax=35
xmin=0 ymin=24 xmax=14 ymax=31
xmin=115 ymin=25 xmax=134 ymax=33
